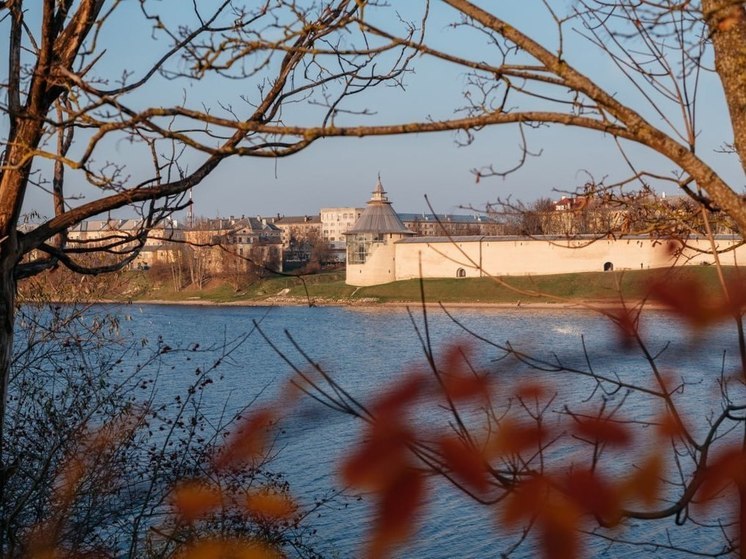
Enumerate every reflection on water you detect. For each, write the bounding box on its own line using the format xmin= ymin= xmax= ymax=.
xmin=95 ymin=303 xmax=741 ymax=558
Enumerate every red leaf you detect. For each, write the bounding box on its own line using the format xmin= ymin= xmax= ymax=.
xmin=539 ymin=509 xmax=581 ymax=559
xmin=515 ymin=381 xmax=551 ymax=402
xmin=655 ymin=410 xmax=687 ymax=439
xmin=176 ymin=538 xmax=282 ymax=559
xmin=371 ymin=373 xmax=427 ymax=416
xmin=170 ymin=481 xmax=223 ymax=523
xmin=489 ymin=419 xmax=546 ymax=457
xmin=564 ymin=469 xmax=621 ymax=525
xmin=244 ymin=489 xmax=297 ymax=522
xmin=214 ymin=408 xmax=275 ymax=470
xmin=366 ymin=468 xmax=426 ymax=559
xmin=608 ymin=306 xmax=639 ymax=347
xmin=621 ymin=453 xmax=663 ymax=507
xmin=341 ymin=419 xmax=413 ymax=490
xmin=573 ymin=417 xmax=631 ymax=447
xmin=502 ymin=475 xmax=552 ymax=527
xmin=649 ymin=277 xmax=726 ymax=327
xmin=439 ymin=435 xmax=490 ymax=493
xmin=502 ymin=476 xmax=582 ymax=559
xmin=698 ymin=448 xmax=746 ymax=503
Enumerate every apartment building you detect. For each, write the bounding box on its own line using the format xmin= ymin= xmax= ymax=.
xmin=320 ymin=207 xmax=364 ymax=262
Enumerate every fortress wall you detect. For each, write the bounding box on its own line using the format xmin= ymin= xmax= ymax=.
xmin=346 ymin=243 xmax=398 ymax=286
xmin=395 ymin=240 xmax=484 ymax=280
xmin=393 ymin=237 xmax=746 ymax=281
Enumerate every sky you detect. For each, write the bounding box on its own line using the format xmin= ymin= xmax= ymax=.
xmin=5 ymin=1 xmax=745 ymax=222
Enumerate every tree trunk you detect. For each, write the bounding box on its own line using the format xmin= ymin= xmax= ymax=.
xmin=704 ymin=0 xmax=746 ymax=174
xmin=0 ymin=238 xmax=18 ymax=548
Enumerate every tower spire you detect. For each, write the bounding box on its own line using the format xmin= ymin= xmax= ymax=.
xmin=372 ymin=174 xmax=387 ymax=202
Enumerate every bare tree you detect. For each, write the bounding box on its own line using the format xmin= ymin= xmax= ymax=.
xmin=0 ymin=0 xmax=425 ymax=454
xmin=4 ymin=2 xmax=746 ymax=553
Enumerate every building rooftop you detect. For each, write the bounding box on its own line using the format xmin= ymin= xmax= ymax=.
xmin=397 ymin=213 xmax=485 ymax=223
xmin=395 ymin=233 xmax=745 ymax=243
xmin=346 ymin=177 xmax=414 ymax=235
xmin=274 ymin=215 xmax=321 ymax=225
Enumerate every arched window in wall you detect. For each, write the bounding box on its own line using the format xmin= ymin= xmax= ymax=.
xmin=457 ymin=268 xmax=466 ymax=278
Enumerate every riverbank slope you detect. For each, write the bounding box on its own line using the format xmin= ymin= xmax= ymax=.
xmin=109 ymin=265 xmax=736 ymax=308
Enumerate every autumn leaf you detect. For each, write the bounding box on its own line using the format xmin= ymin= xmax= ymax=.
xmin=214 ymin=408 xmax=275 ymax=470
xmin=170 ymin=481 xmax=223 ymax=523
xmin=341 ymin=419 xmax=414 ymax=490
xmin=366 ymin=467 xmax=426 ymax=559
xmin=654 ymin=410 xmax=687 ymax=439
xmin=244 ymin=489 xmax=297 ymax=521
xmin=721 ymin=276 xmax=746 ymax=318
xmin=489 ymin=418 xmax=546 ymax=457
xmin=441 ymin=371 xmax=490 ymax=403
xmin=502 ymin=476 xmax=582 ymax=559
xmin=648 ymin=277 xmax=726 ymax=327
xmin=607 ymin=306 xmax=639 ymax=348
xmin=370 ymin=373 xmax=427 ymax=416
xmin=439 ymin=434 xmax=490 ymax=494
xmin=438 ymin=343 xmax=490 ymax=402
xmin=563 ymin=469 xmax=621 ymax=525
xmin=573 ymin=417 xmax=631 ymax=447
xmin=539 ymin=509 xmax=581 ymax=559
xmin=502 ymin=475 xmax=552 ymax=527
xmin=176 ymin=538 xmax=283 ymax=559
xmin=57 ymin=457 xmax=86 ymax=506
xmin=515 ymin=380 xmax=551 ymax=402
xmin=620 ymin=453 xmax=663 ymax=508
xmin=697 ymin=448 xmax=746 ymax=504
xmin=717 ymin=16 xmax=739 ymax=32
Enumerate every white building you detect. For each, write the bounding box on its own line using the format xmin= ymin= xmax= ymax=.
xmin=321 ymin=206 xmax=364 ymax=262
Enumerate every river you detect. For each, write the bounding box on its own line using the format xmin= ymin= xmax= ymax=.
xmin=95 ymin=303 xmax=742 ymax=558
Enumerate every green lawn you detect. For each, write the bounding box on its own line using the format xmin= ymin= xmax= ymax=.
xmin=128 ymin=265 xmax=738 ymax=305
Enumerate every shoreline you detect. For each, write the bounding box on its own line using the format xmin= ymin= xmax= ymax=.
xmin=88 ymin=297 xmax=666 ymax=311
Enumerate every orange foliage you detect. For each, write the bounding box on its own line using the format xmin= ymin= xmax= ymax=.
xmin=608 ymin=306 xmax=639 ymax=347
xmin=176 ymin=538 xmax=282 ymax=559
xmin=244 ymin=489 xmax=297 ymax=521
xmin=654 ymin=410 xmax=687 ymax=439
xmin=649 ymin=277 xmax=719 ymax=326
xmin=648 ymin=273 xmax=746 ymax=327
xmin=698 ymin=449 xmax=746 ymax=504
xmin=366 ymin=467 xmax=426 ymax=559
xmin=514 ymin=380 xmax=551 ymax=402
xmin=370 ymin=372 xmax=427 ymax=416
xmin=489 ymin=418 xmax=547 ymax=457
xmin=563 ymin=469 xmax=622 ymax=525
xmin=573 ymin=417 xmax=632 ymax=447
xmin=341 ymin=419 xmax=416 ymax=490
xmin=621 ymin=453 xmax=664 ymax=508
xmin=502 ymin=476 xmax=581 ymax=559
xmin=214 ymin=408 xmax=276 ymax=470
xmin=171 ymin=481 xmax=224 ymax=523
xmin=439 ymin=434 xmax=491 ymax=493
xmin=439 ymin=343 xmax=491 ymax=402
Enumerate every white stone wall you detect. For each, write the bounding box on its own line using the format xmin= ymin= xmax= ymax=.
xmin=346 ymin=242 xmax=398 ymax=286
xmin=389 ymin=237 xmax=746 ymax=283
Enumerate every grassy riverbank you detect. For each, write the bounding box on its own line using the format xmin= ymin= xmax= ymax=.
xmin=121 ymin=265 xmax=736 ymax=307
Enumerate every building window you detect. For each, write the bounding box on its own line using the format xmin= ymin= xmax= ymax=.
xmin=457 ymin=268 xmax=466 ymax=278
xmin=604 ymin=261 xmax=614 ymax=272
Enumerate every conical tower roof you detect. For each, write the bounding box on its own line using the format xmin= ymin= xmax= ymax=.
xmin=346 ymin=177 xmax=414 ymax=235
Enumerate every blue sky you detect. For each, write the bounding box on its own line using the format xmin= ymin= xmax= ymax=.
xmin=6 ymin=1 xmax=744 ymax=221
